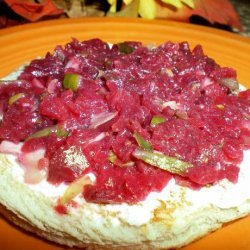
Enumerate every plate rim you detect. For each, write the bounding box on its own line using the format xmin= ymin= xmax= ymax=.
xmin=0 ymin=17 xmax=249 ymax=44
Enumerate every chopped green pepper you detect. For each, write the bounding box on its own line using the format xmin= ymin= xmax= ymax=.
xmin=121 ymin=161 xmax=135 ymax=167
xmin=26 ymin=125 xmax=68 ymax=141
xmin=63 ymin=73 xmax=79 ymax=92
xmin=27 ymin=127 xmax=55 ymax=140
xmin=151 ymin=115 xmax=166 ymax=126
xmin=133 ymin=149 xmax=192 ymax=175
xmin=56 ymin=125 xmax=69 ymax=138
xmin=60 ymin=175 xmax=93 ymax=205
xmin=108 ymin=151 xmax=134 ymax=168
xmin=133 ymin=132 xmax=152 ymax=151
xmin=108 ymin=151 xmax=118 ymax=164
xmin=117 ymin=43 xmax=135 ymax=54
xmin=8 ymin=93 xmax=25 ymax=105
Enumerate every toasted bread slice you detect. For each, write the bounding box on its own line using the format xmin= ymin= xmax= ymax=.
xmin=1 ymin=148 xmax=250 ymax=249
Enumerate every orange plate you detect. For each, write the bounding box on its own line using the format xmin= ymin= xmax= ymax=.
xmin=0 ymin=17 xmax=250 ymax=250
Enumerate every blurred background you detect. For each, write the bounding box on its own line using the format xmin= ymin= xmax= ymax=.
xmin=0 ymin=0 xmax=249 ymax=37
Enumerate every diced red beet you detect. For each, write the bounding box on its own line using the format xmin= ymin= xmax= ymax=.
xmin=19 ymin=54 xmax=64 ymax=82
xmin=21 ymin=137 xmax=46 ymax=153
xmin=48 ymin=145 xmax=89 ymax=184
xmin=39 ymin=95 xmax=70 ymax=121
xmin=45 ymin=134 xmax=67 ymax=159
xmin=187 ymin=165 xmax=220 ymax=185
xmin=239 ymin=89 xmax=250 ymax=100
xmin=84 ymin=162 xmax=172 ymax=204
xmin=111 ymin=129 xmax=136 ymax=162
xmin=54 ymin=203 xmax=68 ymax=215
xmin=0 ymin=97 xmax=52 ymax=142
xmin=0 ymin=39 xmax=249 ymax=204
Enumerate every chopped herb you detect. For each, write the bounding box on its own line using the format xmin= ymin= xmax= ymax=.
xmin=133 ymin=149 xmax=192 ymax=175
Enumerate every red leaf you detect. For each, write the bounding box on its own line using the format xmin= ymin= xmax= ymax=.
xmin=156 ymin=0 xmax=243 ymax=31
xmin=3 ymin=0 xmax=64 ymax=22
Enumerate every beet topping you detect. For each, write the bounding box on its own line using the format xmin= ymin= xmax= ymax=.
xmin=0 ymin=38 xmax=250 ymax=204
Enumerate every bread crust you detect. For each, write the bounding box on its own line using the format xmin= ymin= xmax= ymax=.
xmin=1 ymin=152 xmax=250 ymax=250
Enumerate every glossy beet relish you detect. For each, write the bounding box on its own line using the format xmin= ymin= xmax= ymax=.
xmin=0 ymin=39 xmax=250 ymax=204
